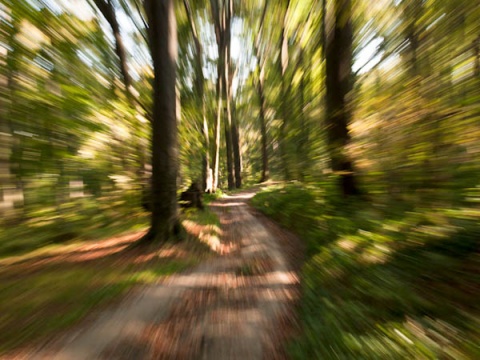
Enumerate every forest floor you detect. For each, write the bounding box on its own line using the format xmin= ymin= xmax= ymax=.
xmin=6 ymin=190 xmax=303 ymax=359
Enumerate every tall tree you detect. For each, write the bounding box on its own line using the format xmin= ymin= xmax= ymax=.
xmin=92 ymin=0 xmax=132 ymax=96
xmin=231 ymin=95 xmax=242 ymax=188
xmin=210 ymin=0 xmax=224 ymax=192
xmin=91 ymin=0 xmax=150 ymax=186
xmin=254 ymin=0 xmax=269 ymax=182
xmin=211 ymin=0 xmax=236 ymax=191
xmin=222 ymin=0 xmax=235 ymax=190
xmin=324 ymin=0 xmax=358 ymax=195
xmin=278 ymin=0 xmax=291 ymax=180
xmin=141 ymin=0 xmax=180 ymax=241
xmin=93 ymin=0 xmax=151 ymax=113
xmin=183 ymin=0 xmax=210 ymax=191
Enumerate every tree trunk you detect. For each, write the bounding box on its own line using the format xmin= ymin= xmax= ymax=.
xmin=278 ymin=0 xmax=291 ymax=181
xmin=297 ymin=47 xmax=309 ymax=181
xmin=231 ymin=100 xmax=242 ymax=188
xmin=224 ymin=104 xmax=235 ymax=190
xmin=223 ymin=0 xmax=235 ymax=190
xmin=223 ymin=58 xmax=235 ymax=190
xmin=213 ymin=58 xmax=222 ymax=192
xmin=183 ymin=0 xmax=210 ymax=192
xmin=142 ymin=0 xmax=180 ymax=241
xmin=224 ymin=78 xmax=236 ymax=190
xmin=257 ymin=70 xmax=269 ymax=182
xmin=210 ymin=0 xmax=224 ymax=192
xmin=202 ymin=101 xmax=210 ymax=192
xmin=93 ymin=0 xmax=132 ymax=94
xmin=212 ymin=40 xmax=223 ymax=192
xmin=325 ymin=0 xmax=358 ymax=196
xmin=228 ymin=1 xmax=241 ymax=189
xmin=93 ymin=0 xmax=151 ymax=121
xmin=211 ymin=0 xmax=235 ymax=191
xmin=254 ymin=2 xmax=269 ymax=183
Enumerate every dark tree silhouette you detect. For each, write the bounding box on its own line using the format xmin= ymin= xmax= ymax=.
xmin=324 ymin=0 xmax=358 ymax=195
xmin=141 ymin=0 xmax=180 ymax=241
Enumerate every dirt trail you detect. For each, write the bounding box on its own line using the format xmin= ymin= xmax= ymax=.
xmin=34 ymin=191 xmax=301 ymax=359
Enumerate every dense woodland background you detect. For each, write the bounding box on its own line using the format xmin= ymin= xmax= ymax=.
xmin=0 ymin=0 xmax=479 ymax=358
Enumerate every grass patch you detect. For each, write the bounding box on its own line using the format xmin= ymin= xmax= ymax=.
xmin=252 ymin=183 xmax=480 ymax=359
xmin=0 ymin=207 xmax=219 ymax=355
xmin=203 ymin=189 xmax=225 ymax=204
xmin=181 ymin=206 xmax=223 ymax=253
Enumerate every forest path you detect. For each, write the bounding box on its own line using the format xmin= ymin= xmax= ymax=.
xmin=36 ymin=190 xmax=302 ymax=359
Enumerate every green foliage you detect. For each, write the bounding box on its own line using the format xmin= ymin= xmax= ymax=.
xmin=0 ymin=192 xmax=149 ymax=258
xmin=252 ymin=184 xmax=480 ymax=359
xmin=203 ymin=189 xmax=224 ymax=204
xmin=0 ymin=0 xmax=152 ymax=252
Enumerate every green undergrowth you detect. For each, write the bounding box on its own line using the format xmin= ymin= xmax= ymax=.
xmin=182 ymin=206 xmax=220 ymax=229
xmin=0 ymin=196 xmax=149 ymax=259
xmin=0 ymin=207 xmax=217 ymax=355
xmin=203 ymin=189 xmax=224 ymax=204
xmin=180 ymin=205 xmax=222 ymax=253
xmin=252 ymin=183 xmax=480 ymax=359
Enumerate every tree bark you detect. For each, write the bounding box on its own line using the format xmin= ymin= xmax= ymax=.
xmin=231 ymin=99 xmax=242 ymax=188
xmin=223 ymin=0 xmax=235 ymax=190
xmin=210 ymin=0 xmax=224 ymax=192
xmin=202 ymin=102 xmax=210 ymax=191
xmin=142 ymin=0 xmax=180 ymax=241
xmin=213 ymin=63 xmax=222 ymax=192
xmin=297 ymin=47 xmax=308 ymax=180
xmin=278 ymin=0 xmax=291 ymax=181
xmin=183 ymin=0 xmax=210 ymax=191
xmin=254 ymin=1 xmax=269 ymax=183
xmin=325 ymin=0 xmax=358 ymax=195
xmin=224 ymin=103 xmax=235 ymax=190
xmin=211 ymin=0 xmax=236 ymax=191
xmin=93 ymin=0 xmax=132 ymax=94
xmin=257 ymin=68 xmax=269 ymax=182
xmin=226 ymin=2 xmax=241 ymax=189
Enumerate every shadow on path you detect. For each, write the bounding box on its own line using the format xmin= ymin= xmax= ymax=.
xmin=34 ymin=191 xmax=303 ymax=360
